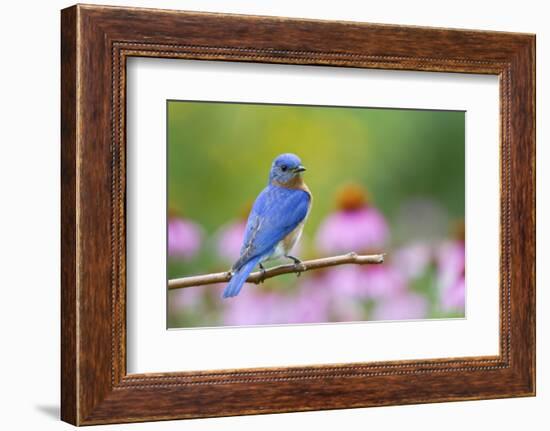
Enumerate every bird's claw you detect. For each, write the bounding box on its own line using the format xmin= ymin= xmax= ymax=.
xmin=258 ymin=264 xmax=267 ymax=284
xmin=293 ymin=263 xmax=306 ymax=277
xmin=286 ymin=255 xmax=304 ymax=278
xmin=286 ymin=255 xmax=302 ymax=265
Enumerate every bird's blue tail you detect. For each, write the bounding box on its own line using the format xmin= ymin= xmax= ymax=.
xmin=222 ymin=256 xmax=261 ymax=298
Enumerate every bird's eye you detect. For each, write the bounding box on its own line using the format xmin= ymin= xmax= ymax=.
xmin=281 ymin=165 xmax=288 ymax=172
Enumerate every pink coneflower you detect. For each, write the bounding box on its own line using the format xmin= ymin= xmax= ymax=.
xmin=167 ymin=216 xmax=203 ymax=259
xmin=168 ymin=285 xmax=208 ymax=310
xmin=322 ymin=264 xmax=405 ymax=301
xmin=288 ymin=290 xmax=332 ymax=324
xmin=361 ymin=265 xmax=407 ymax=300
xmin=287 ymin=275 xmax=332 ymax=323
xmin=222 ymin=288 xmax=289 ymax=326
xmin=323 ymin=265 xmax=370 ymax=298
xmin=441 ymin=277 xmax=465 ymax=311
xmin=372 ymin=292 xmax=428 ymax=321
xmin=392 ymin=241 xmax=433 ymax=281
xmin=215 ymin=220 xmax=247 ymax=263
xmin=436 ymin=238 xmax=466 ymax=313
xmin=328 ymin=296 xmax=366 ymax=322
xmin=316 ymin=183 xmax=389 ymax=254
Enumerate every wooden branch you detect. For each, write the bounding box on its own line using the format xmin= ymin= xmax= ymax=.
xmin=168 ymin=252 xmax=385 ymax=290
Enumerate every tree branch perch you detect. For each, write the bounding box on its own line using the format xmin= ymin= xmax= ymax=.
xmin=168 ymin=252 xmax=385 ymax=290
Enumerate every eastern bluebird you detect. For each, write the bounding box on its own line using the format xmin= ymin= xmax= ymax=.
xmin=222 ymin=153 xmax=312 ymax=298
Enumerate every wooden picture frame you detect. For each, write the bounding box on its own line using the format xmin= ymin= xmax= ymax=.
xmin=61 ymin=4 xmax=535 ymax=425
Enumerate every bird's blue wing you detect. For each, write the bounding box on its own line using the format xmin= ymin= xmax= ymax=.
xmin=232 ymin=186 xmax=310 ymax=271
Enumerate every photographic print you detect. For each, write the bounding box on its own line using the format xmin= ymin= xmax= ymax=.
xmin=167 ymin=100 xmax=465 ymax=329
xmin=61 ymin=6 xmax=535 ymax=423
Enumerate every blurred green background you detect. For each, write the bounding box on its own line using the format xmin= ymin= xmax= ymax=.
xmin=167 ymin=100 xmax=465 ymax=328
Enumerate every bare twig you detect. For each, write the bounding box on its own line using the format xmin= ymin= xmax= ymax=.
xmin=168 ymin=252 xmax=385 ymax=290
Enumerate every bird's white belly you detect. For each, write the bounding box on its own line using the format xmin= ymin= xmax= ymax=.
xmin=263 ymin=222 xmax=305 ymax=262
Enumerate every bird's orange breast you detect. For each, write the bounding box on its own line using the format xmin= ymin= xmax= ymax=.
xmin=273 ymin=176 xmax=311 ymax=195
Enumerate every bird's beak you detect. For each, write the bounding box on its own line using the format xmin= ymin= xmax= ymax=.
xmin=294 ymin=165 xmax=307 ymax=173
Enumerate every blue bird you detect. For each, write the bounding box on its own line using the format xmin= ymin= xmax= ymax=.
xmin=222 ymin=153 xmax=312 ymax=298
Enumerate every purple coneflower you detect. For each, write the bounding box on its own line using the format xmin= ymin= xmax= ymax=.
xmin=392 ymin=241 xmax=432 ymax=281
xmin=361 ymin=265 xmax=407 ymax=300
xmin=287 ymin=275 xmax=332 ymax=323
xmin=167 ymin=215 xmax=203 ymax=259
xmin=372 ymin=292 xmax=428 ymax=321
xmin=436 ymin=221 xmax=466 ymax=313
xmin=168 ymin=285 xmax=207 ymax=311
xmin=215 ymin=203 xmax=252 ymax=262
xmin=215 ymin=220 xmax=247 ymax=263
xmin=316 ymin=183 xmax=389 ymax=254
xmin=441 ymin=277 xmax=465 ymax=311
xmin=223 ymin=289 xmax=289 ymax=326
xmin=323 ymin=265 xmax=370 ymax=298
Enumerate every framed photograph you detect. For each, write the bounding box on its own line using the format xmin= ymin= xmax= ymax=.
xmin=61 ymin=4 xmax=535 ymax=425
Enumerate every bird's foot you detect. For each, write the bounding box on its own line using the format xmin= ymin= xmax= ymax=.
xmin=294 ymin=263 xmax=307 ymax=277
xmin=258 ymin=263 xmax=267 ymax=283
xmin=286 ymin=255 xmax=305 ymax=277
xmin=286 ymin=255 xmax=302 ymax=265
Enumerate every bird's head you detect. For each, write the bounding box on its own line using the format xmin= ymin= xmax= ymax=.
xmin=269 ymin=153 xmax=307 ymax=185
